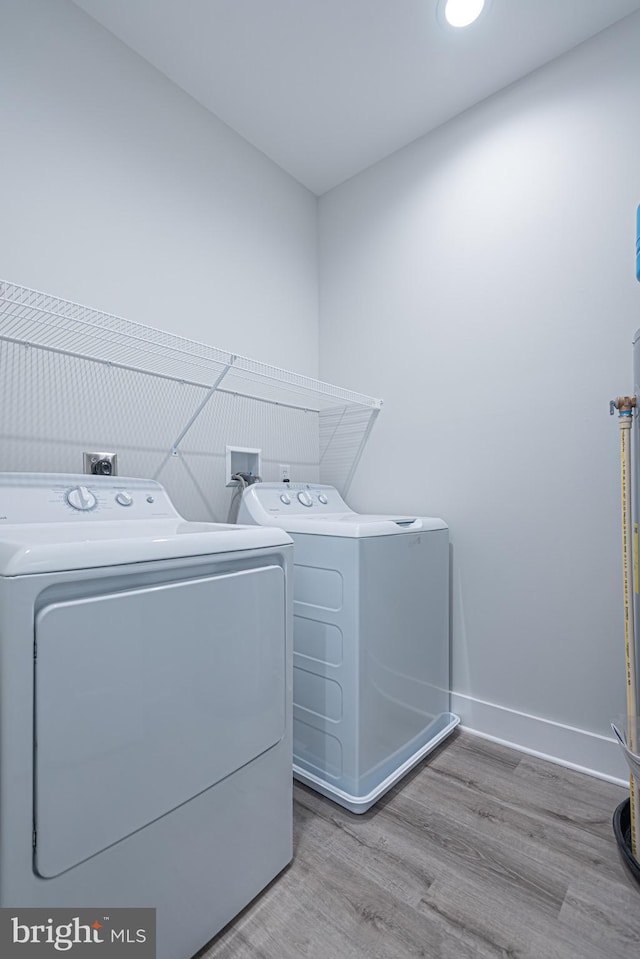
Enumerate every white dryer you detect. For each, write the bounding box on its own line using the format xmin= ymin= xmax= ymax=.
xmin=0 ymin=473 xmax=293 ymax=959
xmin=237 ymin=482 xmax=459 ymax=813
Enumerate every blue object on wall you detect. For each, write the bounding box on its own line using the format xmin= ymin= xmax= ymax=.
xmin=637 ymin=204 xmax=640 ymax=281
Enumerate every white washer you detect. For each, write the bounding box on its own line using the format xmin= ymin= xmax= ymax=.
xmin=0 ymin=473 xmax=293 ymax=959
xmin=237 ymin=482 xmax=459 ymax=813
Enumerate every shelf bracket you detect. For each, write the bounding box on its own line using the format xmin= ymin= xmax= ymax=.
xmin=169 ymin=358 xmax=236 ymax=456
xmin=341 ymin=407 xmax=381 ymax=498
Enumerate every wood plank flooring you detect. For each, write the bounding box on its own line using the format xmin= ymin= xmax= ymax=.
xmin=197 ymin=731 xmax=640 ymax=959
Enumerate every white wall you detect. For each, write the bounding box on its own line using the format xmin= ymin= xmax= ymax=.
xmin=0 ymin=0 xmax=318 ymax=374
xmin=0 ymin=0 xmax=319 ymax=521
xmin=2 ymin=0 xmax=637 ymax=779
xmin=318 ymin=14 xmax=640 ymax=780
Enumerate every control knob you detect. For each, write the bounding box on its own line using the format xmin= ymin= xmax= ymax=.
xmin=318 ymin=493 xmax=328 ymax=505
xmin=297 ymin=490 xmax=313 ymax=507
xmin=66 ymin=486 xmax=97 ymax=511
xmin=115 ymin=491 xmax=133 ymax=507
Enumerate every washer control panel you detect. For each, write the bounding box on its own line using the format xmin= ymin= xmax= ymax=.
xmin=238 ymin=483 xmax=351 ymax=523
xmin=0 ymin=473 xmax=179 ymax=524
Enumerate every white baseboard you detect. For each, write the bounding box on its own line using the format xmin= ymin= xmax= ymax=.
xmin=451 ymin=691 xmax=629 ymax=787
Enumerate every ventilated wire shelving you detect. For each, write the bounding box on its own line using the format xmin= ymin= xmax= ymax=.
xmin=0 ymin=280 xmax=382 ymax=497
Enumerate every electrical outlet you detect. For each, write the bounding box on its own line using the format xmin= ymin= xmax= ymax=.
xmin=83 ymin=451 xmax=118 ymax=476
xmin=279 ymin=464 xmax=291 ymax=483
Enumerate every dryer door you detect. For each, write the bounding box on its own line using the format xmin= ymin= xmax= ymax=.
xmin=34 ymin=564 xmax=286 ymax=878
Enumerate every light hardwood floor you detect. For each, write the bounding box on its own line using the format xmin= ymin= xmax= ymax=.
xmin=198 ymin=731 xmax=640 ymax=959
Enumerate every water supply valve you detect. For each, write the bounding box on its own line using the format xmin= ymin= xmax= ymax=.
xmin=610 ymin=396 xmax=637 ymax=416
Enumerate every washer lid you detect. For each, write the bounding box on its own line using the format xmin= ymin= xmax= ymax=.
xmin=262 ymin=513 xmax=447 ymax=537
xmin=238 ymin=483 xmax=447 ymax=537
xmin=0 ymin=520 xmax=291 ymax=576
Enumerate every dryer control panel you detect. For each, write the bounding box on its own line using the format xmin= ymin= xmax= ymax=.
xmin=0 ymin=472 xmax=179 ymax=523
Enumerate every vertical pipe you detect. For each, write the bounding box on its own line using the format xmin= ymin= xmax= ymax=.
xmin=619 ymin=402 xmax=640 ymax=857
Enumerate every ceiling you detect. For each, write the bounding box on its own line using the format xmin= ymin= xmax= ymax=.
xmin=71 ymin=0 xmax=640 ymax=195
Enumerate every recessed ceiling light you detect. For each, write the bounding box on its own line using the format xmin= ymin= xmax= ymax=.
xmin=440 ymin=0 xmax=487 ymax=29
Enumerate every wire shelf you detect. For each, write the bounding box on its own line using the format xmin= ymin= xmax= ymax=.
xmin=0 ymin=279 xmax=382 ymax=507
xmin=0 ymin=280 xmax=381 ymax=413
